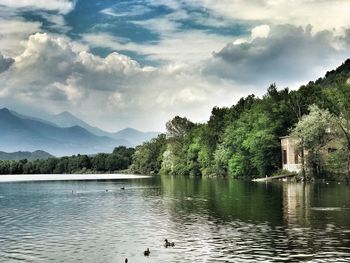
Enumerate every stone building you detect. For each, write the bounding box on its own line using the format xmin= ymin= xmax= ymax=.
xmin=281 ymin=134 xmax=340 ymax=173
xmin=280 ymin=136 xmax=301 ymax=173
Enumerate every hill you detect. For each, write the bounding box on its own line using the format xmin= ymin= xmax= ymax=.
xmin=112 ymin=128 xmax=160 ymax=146
xmin=0 ymin=150 xmax=54 ymax=161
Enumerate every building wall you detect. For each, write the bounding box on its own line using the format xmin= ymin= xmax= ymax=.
xmin=281 ymin=136 xmax=301 ymax=173
xmin=281 ymin=135 xmax=342 ymax=174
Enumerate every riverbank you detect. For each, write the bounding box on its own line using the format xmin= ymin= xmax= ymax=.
xmin=0 ymin=174 xmax=150 ymax=183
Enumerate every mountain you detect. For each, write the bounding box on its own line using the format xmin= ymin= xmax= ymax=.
xmin=0 ymin=108 xmax=127 ymax=156
xmin=0 ymin=150 xmax=54 ymax=161
xmin=10 ymin=110 xmax=59 ymax=127
xmin=50 ymin=111 xmax=110 ymax=137
xmin=112 ymin=128 xmax=160 ymax=146
xmin=47 ymin=111 xmax=159 ymax=146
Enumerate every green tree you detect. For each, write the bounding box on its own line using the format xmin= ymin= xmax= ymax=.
xmin=131 ymin=134 xmax=167 ymax=174
xmin=291 ymin=105 xmax=335 ymax=178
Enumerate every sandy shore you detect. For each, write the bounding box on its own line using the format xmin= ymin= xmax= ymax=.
xmin=0 ymin=174 xmax=150 ymax=183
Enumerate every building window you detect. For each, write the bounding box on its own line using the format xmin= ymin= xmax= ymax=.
xmin=283 ymin=150 xmax=287 ymax=164
xmin=328 ymin=148 xmax=337 ymax=153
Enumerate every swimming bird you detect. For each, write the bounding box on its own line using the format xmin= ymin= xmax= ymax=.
xmin=144 ymin=248 xmax=150 ymax=256
xmin=164 ymin=239 xmax=175 ymax=247
xmin=121 ymin=187 xmax=125 ymax=190
xmin=125 ymin=258 xmax=128 ymax=263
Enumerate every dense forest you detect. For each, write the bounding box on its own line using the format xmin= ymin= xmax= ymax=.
xmin=1 ymin=60 xmax=350 ymax=180
xmin=131 ymin=59 xmax=350 ymax=180
xmin=0 ymin=146 xmax=134 ymax=175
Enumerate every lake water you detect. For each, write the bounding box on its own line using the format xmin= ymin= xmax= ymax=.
xmin=0 ymin=176 xmax=350 ymax=262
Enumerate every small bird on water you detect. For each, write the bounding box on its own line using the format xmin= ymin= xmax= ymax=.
xmin=164 ymin=239 xmax=175 ymax=247
xmin=125 ymin=258 xmax=128 ymax=263
xmin=121 ymin=187 xmax=125 ymax=190
xmin=144 ymin=248 xmax=150 ymax=256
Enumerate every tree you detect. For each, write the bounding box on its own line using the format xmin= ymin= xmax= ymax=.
xmin=324 ymin=82 xmax=350 ymax=177
xmin=131 ymin=134 xmax=167 ymax=174
xmin=166 ymin=116 xmax=195 ymax=139
xmin=291 ymin=105 xmax=336 ymax=178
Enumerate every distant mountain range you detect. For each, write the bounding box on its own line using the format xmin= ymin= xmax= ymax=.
xmin=0 ymin=108 xmax=159 ymax=156
xmin=48 ymin=111 xmax=159 ymax=146
xmin=0 ymin=150 xmax=53 ymax=161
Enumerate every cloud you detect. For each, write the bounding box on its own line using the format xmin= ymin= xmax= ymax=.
xmin=0 ymin=1 xmax=73 ymax=57
xmin=82 ymin=30 xmax=233 ymax=64
xmin=183 ymin=0 xmax=350 ymax=32
xmin=2 ymin=33 xmax=147 ymax=101
xmin=0 ymin=18 xmax=42 ymax=57
xmin=2 ymin=0 xmax=350 ymax=132
xmin=100 ymin=5 xmax=152 ymax=17
xmin=0 ymin=33 xmax=239 ymax=131
xmin=204 ymin=24 xmax=350 ymax=88
xmin=251 ymin=25 xmax=270 ymax=39
xmin=0 ymin=0 xmax=75 ymax=14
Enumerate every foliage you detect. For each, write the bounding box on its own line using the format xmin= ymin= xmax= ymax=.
xmin=0 ymin=146 xmax=135 ymax=175
xmin=131 ymin=134 xmax=167 ymax=174
xmin=291 ymin=105 xmax=336 ymax=177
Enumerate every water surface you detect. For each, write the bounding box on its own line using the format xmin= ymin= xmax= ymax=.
xmin=0 ymin=176 xmax=349 ymax=262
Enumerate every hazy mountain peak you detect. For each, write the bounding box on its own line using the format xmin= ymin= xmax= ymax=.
xmin=0 ymin=107 xmax=10 ymax=113
xmin=56 ymin=111 xmax=76 ymax=118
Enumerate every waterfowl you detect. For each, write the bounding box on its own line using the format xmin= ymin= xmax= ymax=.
xmin=125 ymin=258 xmax=128 ymax=263
xmin=164 ymin=239 xmax=175 ymax=247
xmin=144 ymin=248 xmax=150 ymax=256
xmin=121 ymin=187 xmax=125 ymax=190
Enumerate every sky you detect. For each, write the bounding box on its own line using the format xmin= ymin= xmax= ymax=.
xmin=0 ymin=0 xmax=350 ymax=132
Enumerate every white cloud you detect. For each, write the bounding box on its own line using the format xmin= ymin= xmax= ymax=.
xmin=83 ymin=30 xmax=233 ymax=64
xmin=100 ymin=5 xmax=152 ymax=17
xmin=83 ymin=8 xmax=235 ymax=64
xmin=1 ymin=0 xmax=350 ymax=133
xmin=205 ymin=24 xmax=350 ymax=88
xmin=251 ymin=25 xmax=270 ymax=39
xmin=0 ymin=18 xmax=42 ymax=57
xmin=0 ymin=1 xmax=73 ymax=58
xmin=0 ymin=33 xmax=239 ymax=131
xmin=0 ymin=0 xmax=74 ymax=14
xmin=184 ymin=0 xmax=350 ymax=32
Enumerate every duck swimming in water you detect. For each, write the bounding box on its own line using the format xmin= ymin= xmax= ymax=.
xmin=144 ymin=248 xmax=150 ymax=256
xmin=164 ymin=239 xmax=175 ymax=247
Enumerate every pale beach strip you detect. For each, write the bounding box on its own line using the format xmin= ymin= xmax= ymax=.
xmin=0 ymin=174 xmax=150 ymax=183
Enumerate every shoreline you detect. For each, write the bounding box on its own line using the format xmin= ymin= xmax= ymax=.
xmin=0 ymin=174 xmax=150 ymax=183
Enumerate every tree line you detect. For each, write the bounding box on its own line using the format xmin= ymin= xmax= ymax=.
xmin=0 ymin=146 xmax=134 ymax=174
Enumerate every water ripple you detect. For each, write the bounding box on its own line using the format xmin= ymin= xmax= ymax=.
xmin=0 ymin=179 xmax=350 ymax=262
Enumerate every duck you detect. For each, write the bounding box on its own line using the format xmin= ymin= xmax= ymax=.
xmin=121 ymin=187 xmax=125 ymax=190
xmin=144 ymin=248 xmax=150 ymax=256
xmin=164 ymin=239 xmax=175 ymax=247
xmin=125 ymin=258 xmax=128 ymax=263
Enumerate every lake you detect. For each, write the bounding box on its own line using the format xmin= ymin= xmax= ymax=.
xmin=0 ymin=175 xmax=350 ymax=262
